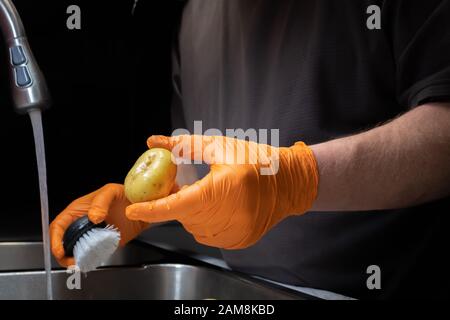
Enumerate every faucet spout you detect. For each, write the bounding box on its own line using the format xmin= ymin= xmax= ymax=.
xmin=0 ymin=0 xmax=50 ymax=114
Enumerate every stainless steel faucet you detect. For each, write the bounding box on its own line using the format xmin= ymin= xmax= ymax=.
xmin=0 ymin=0 xmax=50 ymax=114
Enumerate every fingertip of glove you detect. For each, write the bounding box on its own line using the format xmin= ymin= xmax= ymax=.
xmin=59 ymin=257 xmax=75 ymax=268
xmin=88 ymin=209 xmax=106 ymax=224
xmin=147 ymin=135 xmax=166 ymax=148
xmin=147 ymin=135 xmax=179 ymax=151
xmin=125 ymin=206 xmax=138 ymax=220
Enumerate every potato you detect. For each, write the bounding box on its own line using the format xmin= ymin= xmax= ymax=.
xmin=124 ymin=148 xmax=177 ymax=203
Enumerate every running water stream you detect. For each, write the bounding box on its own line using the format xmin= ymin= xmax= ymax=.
xmin=29 ymin=109 xmax=53 ymax=300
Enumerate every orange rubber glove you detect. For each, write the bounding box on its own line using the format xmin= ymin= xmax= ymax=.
xmin=49 ymin=183 xmax=149 ymax=267
xmin=126 ymin=135 xmax=319 ymax=249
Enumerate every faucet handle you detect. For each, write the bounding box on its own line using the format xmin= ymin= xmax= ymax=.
xmin=6 ymin=37 xmax=51 ymax=113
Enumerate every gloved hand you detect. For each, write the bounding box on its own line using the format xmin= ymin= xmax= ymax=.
xmin=126 ymin=135 xmax=319 ymax=249
xmin=50 ymin=183 xmax=149 ymax=267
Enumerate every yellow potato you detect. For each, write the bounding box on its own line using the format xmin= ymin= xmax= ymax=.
xmin=124 ymin=148 xmax=177 ymax=203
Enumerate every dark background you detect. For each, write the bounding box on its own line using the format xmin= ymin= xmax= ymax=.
xmin=0 ymin=0 xmax=183 ymax=240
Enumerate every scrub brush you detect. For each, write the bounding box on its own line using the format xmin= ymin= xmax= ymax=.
xmin=63 ymin=216 xmax=121 ymax=273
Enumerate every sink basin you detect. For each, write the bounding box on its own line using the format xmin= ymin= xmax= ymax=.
xmin=0 ymin=264 xmax=310 ymax=300
xmin=0 ymin=242 xmax=316 ymax=300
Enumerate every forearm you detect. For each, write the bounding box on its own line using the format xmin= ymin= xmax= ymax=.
xmin=309 ymin=103 xmax=450 ymax=211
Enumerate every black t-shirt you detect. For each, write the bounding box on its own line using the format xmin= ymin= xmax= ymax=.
xmin=171 ymin=0 xmax=450 ymax=299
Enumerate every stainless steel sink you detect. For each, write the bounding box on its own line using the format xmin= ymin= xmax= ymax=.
xmin=0 ymin=264 xmax=308 ymax=300
xmin=0 ymin=242 xmax=316 ymax=300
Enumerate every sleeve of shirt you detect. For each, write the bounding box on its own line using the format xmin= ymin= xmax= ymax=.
xmin=383 ymin=0 xmax=450 ymax=108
